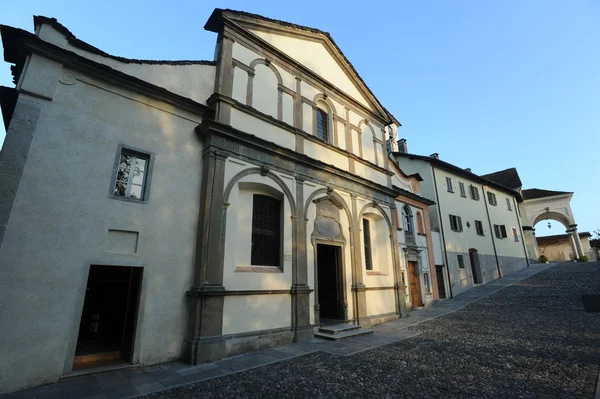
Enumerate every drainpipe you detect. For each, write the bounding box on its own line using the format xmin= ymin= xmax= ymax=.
xmin=482 ymin=185 xmax=502 ymax=278
xmin=432 ymin=167 xmax=453 ymax=298
xmin=513 ymin=196 xmax=530 ymax=266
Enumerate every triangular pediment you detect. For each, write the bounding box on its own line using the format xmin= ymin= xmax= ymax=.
xmin=208 ymin=9 xmax=394 ymax=122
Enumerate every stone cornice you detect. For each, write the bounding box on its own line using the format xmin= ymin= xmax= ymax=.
xmin=195 ymin=118 xmax=401 ymax=203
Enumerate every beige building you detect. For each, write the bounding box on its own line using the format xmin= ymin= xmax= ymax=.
xmin=0 ymin=10 xmax=439 ymax=394
xmin=390 ymin=149 xmax=529 ymax=297
xmin=537 ymin=232 xmax=596 ymax=261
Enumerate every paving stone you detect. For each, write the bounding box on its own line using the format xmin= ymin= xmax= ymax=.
xmin=100 ymin=383 xmax=137 ymax=399
xmin=134 ymin=382 xmax=164 ymax=395
xmin=139 ymin=263 xmax=600 ymax=399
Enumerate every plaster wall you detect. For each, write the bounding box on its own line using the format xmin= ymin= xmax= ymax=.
xmin=229 ymin=108 xmax=295 ymax=150
xmin=538 ymin=236 xmax=592 ymax=261
xmin=65 ymin=45 xmax=215 ymax=106
xmin=249 ymin=29 xmax=373 ymax=109
xmin=222 ymin=295 xmax=291 ymax=335
xmin=0 ymin=67 xmax=203 ymax=393
xmin=484 ymin=186 xmax=528 ymax=274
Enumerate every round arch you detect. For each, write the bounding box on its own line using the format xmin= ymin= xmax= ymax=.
xmin=223 ymin=167 xmax=295 ymax=216
xmin=358 ymin=201 xmax=394 ymax=238
xmin=532 ymin=211 xmax=573 ymax=230
xmin=358 ymin=119 xmax=376 ymax=138
xmin=249 ymin=58 xmax=283 ymax=86
xmin=312 ymin=94 xmax=337 ymax=117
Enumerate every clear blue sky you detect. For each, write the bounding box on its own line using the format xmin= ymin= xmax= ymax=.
xmin=1 ymin=0 xmax=598 ymax=236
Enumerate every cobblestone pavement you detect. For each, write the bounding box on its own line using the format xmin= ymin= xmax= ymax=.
xmin=143 ymin=263 xmax=600 ymax=399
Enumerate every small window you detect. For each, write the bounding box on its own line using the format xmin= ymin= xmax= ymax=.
xmin=487 ymin=192 xmax=497 ymax=206
xmin=316 ymin=108 xmax=329 ymax=141
xmin=457 ymin=255 xmax=465 ymax=268
xmin=113 ymin=148 xmax=150 ymax=201
xmin=446 ymin=177 xmax=454 ymax=193
xmin=423 ymin=273 xmax=431 ymax=293
xmin=506 ymin=197 xmax=512 ymax=211
xmin=470 ymin=185 xmax=480 ymax=201
xmin=416 ymin=212 xmax=425 ymax=234
xmin=459 ymin=182 xmax=466 ymax=197
xmin=512 ymin=227 xmax=519 ymax=242
xmin=251 ymin=195 xmax=281 ymax=266
xmin=501 ymin=225 xmax=507 ymax=238
xmin=475 ymin=220 xmax=485 ymax=236
xmin=363 ymin=218 xmax=373 ymax=271
xmin=449 ymin=215 xmax=463 ymax=232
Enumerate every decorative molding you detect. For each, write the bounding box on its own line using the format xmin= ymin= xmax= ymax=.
xmin=234 ymin=266 xmax=283 ymax=273
xmin=366 ymin=271 xmax=388 ymax=276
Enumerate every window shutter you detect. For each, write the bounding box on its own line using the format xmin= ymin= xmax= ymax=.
xmin=501 ymin=225 xmax=507 ymax=238
xmin=458 ymin=217 xmax=463 ymax=232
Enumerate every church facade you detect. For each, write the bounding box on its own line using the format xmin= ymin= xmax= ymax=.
xmin=0 ymin=10 xmax=438 ymax=393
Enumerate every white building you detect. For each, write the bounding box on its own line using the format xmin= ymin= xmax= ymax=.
xmin=0 ymin=10 xmax=439 ymax=393
xmin=390 ymin=143 xmax=530 ymax=297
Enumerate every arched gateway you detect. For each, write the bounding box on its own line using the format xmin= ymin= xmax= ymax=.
xmin=520 ymin=189 xmax=584 ymax=260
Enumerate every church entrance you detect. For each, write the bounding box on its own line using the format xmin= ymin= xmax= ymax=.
xmin=316 ymin=244 xmax=344 ymax=322
xmin=73 ymin=265 xmax=142 ymax=370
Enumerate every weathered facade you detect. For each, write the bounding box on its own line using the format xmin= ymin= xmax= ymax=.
xmin=0 ymin=10 xmax=438 ymax=394
xmin=536 ymin=232 xmax=596 ymax=261
xmin=390 ymin=146 xmax=530 ymax=297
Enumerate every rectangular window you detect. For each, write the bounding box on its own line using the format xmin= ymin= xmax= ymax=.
xmin=363 ymin=218 xmax=373 ymax=271
xmin=506 ymin=197 xmax=512 ymax=211
xmin=487 ymin=192 xmax=497 ymax=206
xmin=446 ymin=177 xmax=454 ymax=193
xmin=449 ymin=215 xmax=463 ymax=232
xmin=316 ymin=108 xmax=329 ymax=141
xmin=459 ymin=182 xmax=466 ymax=197
xmin=457 ymin=255 xmax=465 ymax=268
xmin=475 ymin=220 xmax=485 ymax=236
xmin=113 ymin=148 xmax=150 ymax=201
xmin=501 ymin=225 xmax=507 ymax=238
xmin=512 ymin=227 xmax=519 ymax=242
xmin=470 ymin=185 xmax=480 ymax=200
xmin=251 ymin=195 xmax=281 ymax=266
xmin=423 ymin=273 xmax=431 ymax=293
xmin=494 ymin=224 xmax=501 ymax=239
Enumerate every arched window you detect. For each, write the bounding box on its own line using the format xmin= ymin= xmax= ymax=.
xmin=402 ymin=206 xmax=412 ymax=232
xmin=416 ymin=212 xmax=425 ymax=234
xmin=251 ymin=194 xmax=281 ymax=266
xmin=316 ymin=108 xmax=329 ymax=141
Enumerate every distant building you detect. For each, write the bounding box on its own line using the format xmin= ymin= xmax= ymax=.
xmin=537 ymin=232 xmax=596 ymax=261
xmin=390 ymin=145 xmax=530 ymax=298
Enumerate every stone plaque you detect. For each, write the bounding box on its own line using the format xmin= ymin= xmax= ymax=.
xmin=315 ymin=217 xmax=341 ymax=239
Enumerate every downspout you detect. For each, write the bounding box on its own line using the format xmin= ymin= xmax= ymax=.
xmin=513 ymin=196 xmax=530 ymax=266
xmin=431 ymin=167 xmax=453 ymax=298
xmin=482 ymin=185 xmax=502 ymax=278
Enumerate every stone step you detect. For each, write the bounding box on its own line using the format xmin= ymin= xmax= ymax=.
xmin=314 ymin=328 xmax=374 ymax=341
xmin=318 ymin=323 xmax=361 ymax=335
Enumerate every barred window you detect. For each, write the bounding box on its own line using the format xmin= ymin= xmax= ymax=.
xmin=251 ymin=195 xmax=281 ymax=266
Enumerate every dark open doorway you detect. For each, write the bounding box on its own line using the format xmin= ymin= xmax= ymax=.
xmin=317 ymin=244 xmax=344 ymax=323
xmin=469 ymin=249 xmax=482 ymax=284
xmin=73 ymin=265 xmax=142 ymax=371
xmin=435 ymin=265 xmax=446 ymax=299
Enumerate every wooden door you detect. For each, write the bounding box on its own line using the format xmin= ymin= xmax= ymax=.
xmin=408 ymin=261 xmax=422 ymax=307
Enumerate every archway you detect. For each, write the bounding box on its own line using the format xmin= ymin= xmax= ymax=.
xmin=521 ymin=188 xmax=582 ymax=261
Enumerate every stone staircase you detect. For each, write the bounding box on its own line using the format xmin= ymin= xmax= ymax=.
xmin=314 ymin=323 xmax=373 ymax=341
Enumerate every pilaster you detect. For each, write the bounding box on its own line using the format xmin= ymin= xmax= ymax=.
xmin=183 ymin=148 xmax=228 ymax=364
xmin=350 ymin=194 xmax=368 ymax=325
xmin=292 ymin=177 xmax=313 ymax=341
